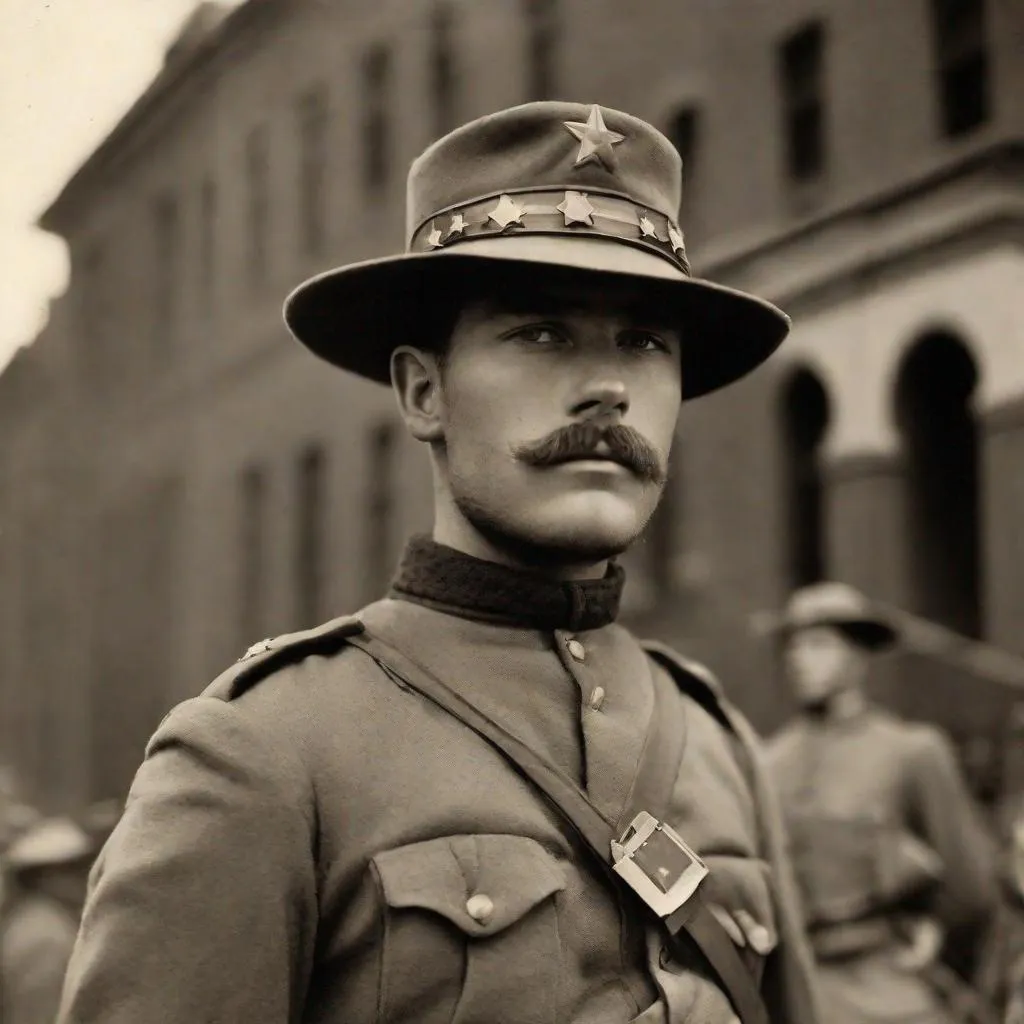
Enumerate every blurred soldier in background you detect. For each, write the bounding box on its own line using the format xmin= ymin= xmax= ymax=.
xmin=57 ymin=102 xmax=820 ymax=1023
xmin=0 ymin=816 xmax=94 ymax=1024
xmin=765 ymin=582 xmax=999 ymax=1023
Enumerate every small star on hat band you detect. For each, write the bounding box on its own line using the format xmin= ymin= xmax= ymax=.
xmin=557 ymin=190 xmax=596 ymax=226
xmin=487 ymin=194 xmax=526 ymax=230
xmin=409 ymin=188 xmax=691 ymax=275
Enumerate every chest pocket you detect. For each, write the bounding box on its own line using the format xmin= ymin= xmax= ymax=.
xmin=371 ymin=833 xmax=567 ymax=1024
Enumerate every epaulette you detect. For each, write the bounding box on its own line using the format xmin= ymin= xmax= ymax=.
xmin=640 ymin=640 xmax=735 ymax=735
xmin=209 ymin=614 xmax=366 ymax=701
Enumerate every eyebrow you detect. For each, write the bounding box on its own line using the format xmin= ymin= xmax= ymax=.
xmin=476 ymin=291 xmax=675 ymax=327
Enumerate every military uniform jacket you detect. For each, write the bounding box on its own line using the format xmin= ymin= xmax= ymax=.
xmin=766 ymin=706 xmax=998 ymax=1024
xmin=59 ymin=574 xmax=819 ymax=1024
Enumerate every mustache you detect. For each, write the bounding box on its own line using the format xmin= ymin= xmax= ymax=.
xmin=511 ymin=421 xmax=666 ymax=484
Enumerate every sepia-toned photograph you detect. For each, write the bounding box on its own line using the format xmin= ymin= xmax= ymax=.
xmin=1 ymin=1 xmax=1022 ymax=1021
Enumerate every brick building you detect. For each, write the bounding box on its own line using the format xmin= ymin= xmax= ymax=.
xmin=1 ymin=0 xmax=1021 ymax=810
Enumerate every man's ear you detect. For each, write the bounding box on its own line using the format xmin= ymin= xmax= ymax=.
xmin=391 ymin=346 xmax=445 ymax=442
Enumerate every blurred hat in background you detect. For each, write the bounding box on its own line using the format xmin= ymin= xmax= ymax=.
xmin=757 ymin=581 xmax=898 ymax=651
xmin=3 ymin=816 xmax=95 ymax=873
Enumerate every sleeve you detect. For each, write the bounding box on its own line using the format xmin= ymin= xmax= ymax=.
xmin=57 ymin=695 xmax=319 ymax=1024
xmin=904 ymin=726 xmax=999 ymax=931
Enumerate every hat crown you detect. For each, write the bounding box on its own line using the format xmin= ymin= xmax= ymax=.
xmin=4 ymin=816 xmax=93 ymax=870
xmin=405 ymin=101 xmax=683 ymax=244
xmin=786 ymin=581 xmax=875 ymax=626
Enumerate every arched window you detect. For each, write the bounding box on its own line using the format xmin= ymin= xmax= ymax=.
xmin=780 ymin=367 xmax=830 ymax=589
xmin=895 ymin=331 xmax=981 ymax=636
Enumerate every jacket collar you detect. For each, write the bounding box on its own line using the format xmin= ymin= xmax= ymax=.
xmin=389 ymin=535 xmax=624 ymax=632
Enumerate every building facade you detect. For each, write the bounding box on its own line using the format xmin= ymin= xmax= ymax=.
xmin=1 ymin=0 xmax=1021 ymax=810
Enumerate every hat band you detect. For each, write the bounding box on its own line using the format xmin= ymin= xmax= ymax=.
xmin=409 ymin=189 xmax=691 ymax=275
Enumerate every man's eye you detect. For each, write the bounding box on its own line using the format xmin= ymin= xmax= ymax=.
xmin=620 ymin=330 xmax=670 ymax=352
xmin=509 ymin=325 xmax=564 ymax=344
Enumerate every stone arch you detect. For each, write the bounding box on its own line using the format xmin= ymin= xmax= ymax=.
xmin=778 ymin=365 xmax=831 ymax=590
xmin=893 ymin=328 xmax=982 ymax=636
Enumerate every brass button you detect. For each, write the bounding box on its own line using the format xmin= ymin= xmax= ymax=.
xmin=465 ymin=893 xmax=494 ymax=924
xmin=588 ymin=686 xmax=605 ymax=711
xmin=566 ymin=638 xmax=586 ymax=662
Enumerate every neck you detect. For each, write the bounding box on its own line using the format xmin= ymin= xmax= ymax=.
xmin=432 ymin=518 xmax=610 ymax=582
xmin=805 ymin=684 xmax=867 ymax=723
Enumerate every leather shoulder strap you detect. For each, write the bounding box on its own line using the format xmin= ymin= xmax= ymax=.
xmin=344 ymin=627 xmax=770 ymax=1024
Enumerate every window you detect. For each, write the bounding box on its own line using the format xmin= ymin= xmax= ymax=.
xmin=929 ymin=0 xmax=990 ymax=137
xmin=524 ymin=0 xmax=558 ymax=101
xmin=366 ymin=421 xmax=398 ymax=593
xmin=239 ymin=464 xmax=268 ymax=643
xmin=199 ymin=177 xmax=217 ymax=317
xmin=778 ymin=22 xmax=826 ymax=181
xmin=780 ymin=369 xmax=830 ymax=589
xmin=245 ymin=124 xmax=270 ymax=287
xmin=430 ymin=1 xmax=457 ymax=136
xmin=297 ymin=85 xmax=329 ymax=256
xmin=667 ymin=106 xmax=699 ymax=221
xmin=153 ymin=192 xmax=180 ymax=350
xmin=295 ymin=443 xmax=327 ymax=627
xmin=362 ymin=44 xmax=392 ymax=190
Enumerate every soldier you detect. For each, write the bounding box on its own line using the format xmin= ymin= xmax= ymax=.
xmin=765 ymin=582 xmax=999 ymax=1023
xmin=1 ymin=817 xmax=94 ymax=1024
xmin=59 ymin=102 xmax=819 ymax=1023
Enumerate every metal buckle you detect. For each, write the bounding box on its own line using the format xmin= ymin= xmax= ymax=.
xmin=611 ymin=811 xmax=709 ymax=917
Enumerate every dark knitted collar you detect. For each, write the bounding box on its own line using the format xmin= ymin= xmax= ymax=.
xmin=389 ymin=535 xmax=624 ymax=632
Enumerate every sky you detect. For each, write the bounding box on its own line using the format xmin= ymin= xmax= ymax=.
xmin=0 ymin=1 xmax=243 ymax=371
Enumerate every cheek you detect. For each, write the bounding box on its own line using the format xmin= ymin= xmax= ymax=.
xmin=635 ymin=372 xmax=682 ymax=450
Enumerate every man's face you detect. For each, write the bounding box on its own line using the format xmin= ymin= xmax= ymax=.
xmin=784 ymin=626 xmax=862 ymax=707
xmin=430 ymin=278 xmax=683 ymax=567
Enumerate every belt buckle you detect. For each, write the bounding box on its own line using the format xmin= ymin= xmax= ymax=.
xmin=611 ymin=811 xmax=709 ymax=917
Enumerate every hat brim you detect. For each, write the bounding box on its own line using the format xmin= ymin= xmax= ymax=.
xmin=283 ymin=236 xmax=790 ymax=400
xmin=770 ymin=615 xmax=899 ymax=651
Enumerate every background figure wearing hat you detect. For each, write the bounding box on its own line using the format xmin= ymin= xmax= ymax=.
xmin=764 ymin=583 xmax=999 ymax=1023
xmin=1 ymin=818 xmax=94 ymax=1024
xmin=58 ymin=102 xmax=818 ymax=1024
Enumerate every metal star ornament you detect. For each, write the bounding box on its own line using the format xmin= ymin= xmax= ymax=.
xmin=445 ymin=212 xmax=467 ymax=240
xmin=563 ymin=105 xmax=625 ymax=170
xmin=557 ymin=190 xmax=595 ymax=226
xmin=487 ymin=194 xmax=525 ymax=230
xmin=426 ymin=223 xmax=444 ymax=248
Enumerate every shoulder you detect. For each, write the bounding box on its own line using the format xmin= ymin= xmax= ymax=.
xmin=202 ymin=612 xmax=368 ymax=703
xmin=145 ymin=613 xmax=382 ymax=784
xmin=640 ymin=639 xmax=734 ymax=730
xmin=762 ymin=719 xmax=805 ymax=768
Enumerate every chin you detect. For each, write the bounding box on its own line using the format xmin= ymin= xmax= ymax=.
xmin=459 ymin=491 xmax=644 ymax=568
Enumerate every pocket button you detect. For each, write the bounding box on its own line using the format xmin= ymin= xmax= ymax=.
xmin=465 ymin=893 xmax=495 ymax=924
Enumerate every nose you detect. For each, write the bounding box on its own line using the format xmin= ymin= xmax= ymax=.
xmin=570 ymin=377 xmax=630 ymax=421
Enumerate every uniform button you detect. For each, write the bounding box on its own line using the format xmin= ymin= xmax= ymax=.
xmin=588 ymin=686 xmax=605 ymax=711
xmin=566 ymin=638 xmax=586 ymax=662
xmin=465 ymin=893 xmax=494 ymax=924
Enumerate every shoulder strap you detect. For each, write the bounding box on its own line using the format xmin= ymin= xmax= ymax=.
xmin=343 ymin=628 xmax=770 ymax=1024
xmin=207 ymin=614 xmax=366 ymax=701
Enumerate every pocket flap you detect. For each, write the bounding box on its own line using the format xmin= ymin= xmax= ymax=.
xmin=373 ymin=834 xmax=566 ymax=938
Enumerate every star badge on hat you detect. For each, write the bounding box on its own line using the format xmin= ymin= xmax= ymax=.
xmin=444 ymin=211 xmax=467 ymax=241
xmin=557 ymin=190 xmax=596 ymax=226
xmin=563 ymin=104 xmax=625 ymax=170
xmin=487 ymin=194 xmax=526 ymax=230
